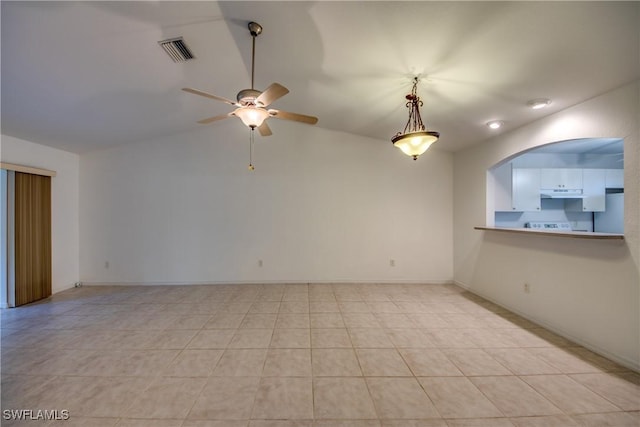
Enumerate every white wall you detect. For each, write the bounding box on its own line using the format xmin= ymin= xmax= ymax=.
xmin=0 ymin=135 xmax=80 ymax=293
xmin=454 ymin=81 xmax=640 ymax=370
xmin=79 ymin=122 xmax=453 ymax=284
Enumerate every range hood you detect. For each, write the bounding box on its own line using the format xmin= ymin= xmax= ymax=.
xmin=540 ymin=188 xmax=584 ymax=198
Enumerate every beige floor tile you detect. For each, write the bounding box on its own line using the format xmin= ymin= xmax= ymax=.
xmin=356 ymin=348 xmax=412 ymax=376
xmin=469 ymin=328 xmax=520 ymax=348
xmin=241 ymin=314 xmax=278 ymax=329
xmin=484 ymin=348 xmax=560 ymax=375
xmin=219 ymin=302 xmax=253 ymax=314
xmin=373 ymin=313 xmax=416 ymax=328
xmin=418 ymin=376 xmax=502 ymax=418
xmin=445 ymin=419 xmax=514 ymax=426
xmin=521 ymin=374 xmax=621 ymax=414
xmin=338 ymin=302 xmax=371 ymax=313
xmin=470 ymin=376 xmax=563 ymax=417
xmin=163 ymin=349 xmax=223 ymax=377
xmin=310 ymin=301 xmax=340 ymax=313
xmin=366 ymin=377 xmax=439 ymax=419
xmin=73 ymin=376 xmax=151 ymax=417
xmin=442 ymin=348 xmax=512 ymax=376
xmin=312 ymin=328 xmax=352 ymax=348
xmin=315 ymin=421 xmax=381 ymax=427
xmin=510 ymin=415 xmax=577 ymax=426
xmin=229 ymin=329 xmax=274 ymax=349
xmin=424 ymin=328 xmax=478 ymax=348
xmin=183 ymin=421 xmax=248 ymax=427
xmin=385 ymin=328 xmax=435 ymax=348
xmin=213 ymin=349 xmax=268 ymax=376
xmin=204 ymin=313 xmax=246 ymax=329
xmin=145 ymin=329 xmax=198 ymax=349
xmin=270 ymin=328 xmax=310 ymax=348
xmin=399 ymin=348 xmax=463 ymax=376
xmin=570 ymin=411 xmax=640 ymax=426
xmin=188 ymin=329 xmax=235 ymax=349
xmin=313 ymin=377 xmax=378 ymax=419
xmin=408 ymin=313 xmax=450 ymax=329
xmin=250 ymin=421 xmax=312 ymax=427
xmin=342 ymin=313 xmax=380 ymax=328
xmin=348 ymin=328 xmax=393 ymax=348
xmin=570 ymin=347 xmax=629 ymax=372
xmin=165 ymin=315 xmax=211 ymax=329
xmin=280 ymin=301 xmax=310 ymax=313
xmin=367 ymin=302 xmax=402 ymax=314
xmin=3 ymin=283 xmax=638 ymax=426
xmin=276 ymin=313 xmax=311 ymax=328
xmin=527 ymin=347 xmax=605 ymax=374
xmin=310 ymin=313 xmax=345 ymax=328
xmin=380 ymin=421 xmax=446 ymax=427
xmin=252 ymin=377 xmax=313 ymax=419
xmin=570 ymin=372 xmax=640 ymax=410
xmin=249 ymin=302 xmax=281 ymax=314
xmin=263 ymin=348 xmax=312 ymax=376
xmin=312 ymin=348 xmax=362 ymax=376
xmin=47 ymin=417 xmax=120 ymax=427
xmin=116 ymin=419 xmax=183 ymax=427
xmin=125 ymin=377 xmax=207 ymax=419
xmin=189 ymin=376 xmax=260 ymax=420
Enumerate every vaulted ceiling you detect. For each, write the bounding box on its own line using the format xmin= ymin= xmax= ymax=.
xmin=2 ymin=1 xmax=638 ymax=154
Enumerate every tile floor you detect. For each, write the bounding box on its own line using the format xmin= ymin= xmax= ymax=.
xmin=1 ymin=283 xmax=638 ymax=426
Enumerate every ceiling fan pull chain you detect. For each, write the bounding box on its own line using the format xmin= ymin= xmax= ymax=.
xmin=248 ymin=128 xmax=255 ymax=171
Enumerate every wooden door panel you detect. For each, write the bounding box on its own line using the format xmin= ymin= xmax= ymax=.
xmin=14 ymin=172 xmax=51 ymax=306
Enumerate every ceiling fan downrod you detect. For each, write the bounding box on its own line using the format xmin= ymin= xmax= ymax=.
xmin=248 ymin=22 xmax=262 ymax=90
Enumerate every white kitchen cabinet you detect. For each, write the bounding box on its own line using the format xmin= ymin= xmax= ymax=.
xmin=512 ymin=168 xmax=541 ymax=211
xmin=540 ymin=168 xmax=583 ymax=189
xmin=605 ymin=169 xmax=624 ymax=188
xmin=566 ymin=169 xmax=606 ymax=212
xmin=493 ymin=163 xmax=514 ymax=212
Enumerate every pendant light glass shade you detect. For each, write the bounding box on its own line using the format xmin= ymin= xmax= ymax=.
xmin=392 ymin=77 xmax=439 ymax=160
xmin=392 ymin=130 xmax=439 ymax=159
xmin=235 ymin=107 xmax=270 ymax=128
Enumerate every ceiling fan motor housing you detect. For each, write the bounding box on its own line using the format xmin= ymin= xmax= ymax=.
xmin=237 ymin=89 xmax=262 ymax=106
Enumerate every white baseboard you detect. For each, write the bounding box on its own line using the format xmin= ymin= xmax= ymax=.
xmin=79 ymin=279 xmax=454 ymax=287
xmin=454 ymin=280 xmax=640 ymax=373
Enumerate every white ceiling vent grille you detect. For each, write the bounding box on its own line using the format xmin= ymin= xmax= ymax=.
xmin=158 ymin=37 xmax=195 ymax=63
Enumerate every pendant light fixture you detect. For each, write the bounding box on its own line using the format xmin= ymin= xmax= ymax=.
xmin=392 ymin=77 xmax=440 ymax=160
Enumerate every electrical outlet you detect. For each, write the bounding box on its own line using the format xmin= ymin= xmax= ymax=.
xmin=390 ymin=259 xmax=395 ymax=267
xmin=258 ymin=259 xmax=263 ymax=267
xmin=524 ymin=283 xmax=531 ymax=293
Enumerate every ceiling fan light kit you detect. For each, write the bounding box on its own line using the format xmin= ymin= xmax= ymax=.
xmin=182 ymin=21 xmax=318 ymax=147
xmin=392 ymin=77 xmax=440 ymax=160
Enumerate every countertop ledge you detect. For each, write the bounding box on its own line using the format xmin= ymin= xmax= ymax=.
xmin=475 ymin=226 xmax=624 ymax=240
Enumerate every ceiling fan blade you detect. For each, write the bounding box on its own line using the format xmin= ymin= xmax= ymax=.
xmin=257 ymin=121 xmax=272 ymax=137
xmin=197 ymin=113 xmax=233 ymax=124
xmin=256 ymin=83 xmax=289 ymax=107
xmin=182 ymin=88 xmax=237 ymax=106
xmin=269 ymin=109 xmax=318 ymax=125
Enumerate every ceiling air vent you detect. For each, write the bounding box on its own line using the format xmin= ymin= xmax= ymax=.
xmin=158 ymin=37 xmax=195 ymax=63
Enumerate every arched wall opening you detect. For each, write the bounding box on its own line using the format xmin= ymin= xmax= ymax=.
xmin=486 ymin=138 xmax=624 ymax=233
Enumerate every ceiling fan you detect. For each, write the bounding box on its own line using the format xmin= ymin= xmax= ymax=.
xmin=183 ymin=21 xmax=318 ymax=136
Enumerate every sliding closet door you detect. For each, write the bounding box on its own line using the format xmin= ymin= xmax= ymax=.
xmin=14 ymin=172 xmax=51 ymax=306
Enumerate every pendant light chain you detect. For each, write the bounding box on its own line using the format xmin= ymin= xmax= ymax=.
xmin=403 ymin=77 xmax=426 ymax=134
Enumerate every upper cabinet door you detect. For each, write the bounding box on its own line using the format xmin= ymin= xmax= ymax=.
xmin=512 ymin=168 xmax=541 ymax=211
xmin=605 ymin=169 xmax=624 ymax=188
xmin=540 ymin=168 xmax=583 ymax=189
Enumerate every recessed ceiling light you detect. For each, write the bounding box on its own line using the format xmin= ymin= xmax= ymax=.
xmin=528 ymin=98 xmax=551 ymax=109
xmin=486 ymin=120 xmax=503 ymax=129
